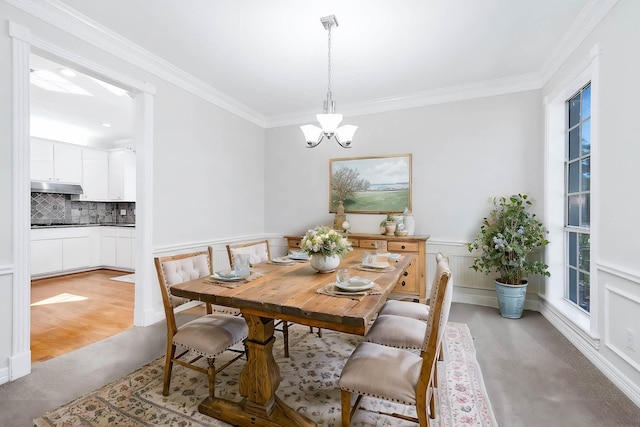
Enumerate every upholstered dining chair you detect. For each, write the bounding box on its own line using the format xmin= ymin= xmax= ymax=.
xmin=226 ymin=240 xmax=294 ymax=357
xmin=226 ymin=240 xmax=271 ymax=267
xmin=225 ymin=240 xmax=322 ymax=358
xmin=364 ymin=253 xmax=450 ymax=352
xmin=154 ymin=250 xmax=248 ymax=399
xmin=339 ymin=252 xmax=453 ymax=426
xmin=377 ymin=252 xmax=448 ymax=321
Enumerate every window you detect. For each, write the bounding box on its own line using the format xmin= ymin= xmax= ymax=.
xmin=565 ymin=83 xmax=591 ymax=312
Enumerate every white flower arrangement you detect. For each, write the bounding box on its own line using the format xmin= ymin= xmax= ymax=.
xmin=300 ymin=226 xmax=352 ymax=258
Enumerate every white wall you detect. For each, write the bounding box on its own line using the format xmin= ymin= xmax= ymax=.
xmin=152 ymin=81 xmax=265 ymax=248
xmin=540 ymin=0 xmax=640 ymax=404
xmin=265 ymin=90 xmax=544 ymax=244
xmin=0 ymin=1 xmax=265 ymax=381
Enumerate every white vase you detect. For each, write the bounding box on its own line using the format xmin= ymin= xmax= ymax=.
xmin=404 ymin=213 xmax=415 ymax=235
xmin=309 ymin=254 xmax=341 ymax=273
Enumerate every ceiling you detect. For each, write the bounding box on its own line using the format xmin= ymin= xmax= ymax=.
xmin=31 ymin=0 xmax=598 ymax=143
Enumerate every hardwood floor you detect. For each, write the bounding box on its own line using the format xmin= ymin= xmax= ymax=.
xmin=30 ymin=269 xmax=135 ymax=363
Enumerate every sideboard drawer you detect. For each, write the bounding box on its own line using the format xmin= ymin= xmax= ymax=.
xmin=347 ymin=238 xmax=359 ymax=248
xmin=287 ymin=238 xmax=302 ymax=249
xmin=388 ymin=241 xmax=419 ymax=252
xmin=359 ymin=239 xmax=379 ymax=249
xmin=393 ymin=258 xmax=418 ymax=294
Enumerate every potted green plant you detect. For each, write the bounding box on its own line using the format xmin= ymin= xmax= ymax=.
xmin=467 ymin=194 xmax=550 ymax=318
xmin=383 ymin=214 xmax=396 ymax=236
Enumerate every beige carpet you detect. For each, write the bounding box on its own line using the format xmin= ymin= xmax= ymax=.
xmin=34 ymin=322 xmax=497 ymax=426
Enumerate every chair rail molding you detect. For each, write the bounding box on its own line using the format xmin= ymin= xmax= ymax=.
xmin=0 ymin=265 xmax=13 ymax=277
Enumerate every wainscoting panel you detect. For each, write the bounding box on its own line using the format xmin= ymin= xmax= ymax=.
xmin=604 ymin=284 xmax=640 ymax=372
xmin=428 ymin=241 xmax=543 ymax=290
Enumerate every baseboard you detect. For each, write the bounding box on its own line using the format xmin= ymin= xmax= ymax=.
xmin=31 ymin=266 xmax=133 ymax=280
xmin=539 ymin=300 xmax=640 ymax=408
xmin=451 ymin=285 xmax=541 ymax=312
xmin=0 ymin=366 xmax=8 ymax=385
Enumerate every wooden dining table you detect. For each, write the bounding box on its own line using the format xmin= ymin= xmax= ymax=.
xmin=169 ymin=248 xmax=415 ymax=427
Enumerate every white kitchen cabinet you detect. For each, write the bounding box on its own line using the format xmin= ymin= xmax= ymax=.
xmin=79 ymin=148 xmax=109 ymax=200
xmin=30 ymin=139 xmax=82 ymax=184
xmin=109 ymin=149 xmax=136 ymax=201
xmin=101 ymin=228 xmax=117 ymax=267
xmin=31 ymin=227 xmax=101 ymax=276
xmin=30 ymin=139 xmax=54 ymax=182
xmin=116 ymin=230 xmax=133 ymax=269
xmin=31 ymin=239 xmax=63 ymax=275
xmin=62 ymin=237 xmax=92 ymax=270
xmin=101 ymin=227 xmax=135 ymax=269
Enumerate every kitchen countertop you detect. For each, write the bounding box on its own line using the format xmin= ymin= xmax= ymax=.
xmin=31 ymin=224 xmax=135 ymax=229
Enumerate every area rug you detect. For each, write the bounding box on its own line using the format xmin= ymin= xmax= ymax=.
xmin=110 ymin=273 xmax=135 ymax=283
xmin=34 ymin=322 xmax=497 ymax=427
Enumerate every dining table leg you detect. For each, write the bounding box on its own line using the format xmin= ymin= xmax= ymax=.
xmin=197 ymin=313 xmax=317 ymax=427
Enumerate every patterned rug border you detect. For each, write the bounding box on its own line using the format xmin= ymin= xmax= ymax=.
xmin=34 ymin=322 xmax=498 ymax=427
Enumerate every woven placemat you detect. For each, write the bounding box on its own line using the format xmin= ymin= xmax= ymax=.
xmin=353 ymin=263 xmax=396 ymax=273
xmin=204 ymin=271 xmax=264 ymax=288
xmin=316 ymin=282 xmax=383 ymax=300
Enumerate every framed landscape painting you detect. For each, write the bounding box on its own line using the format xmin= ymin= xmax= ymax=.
xmin=329 ymin=154 xmax=412 ymax=214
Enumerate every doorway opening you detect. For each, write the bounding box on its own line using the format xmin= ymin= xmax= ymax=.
xmin=29 ymin=53 xmax=137 ymax=362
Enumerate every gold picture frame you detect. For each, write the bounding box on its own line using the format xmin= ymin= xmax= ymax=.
xmin=329 ymin=154 xmax=412 ymax=214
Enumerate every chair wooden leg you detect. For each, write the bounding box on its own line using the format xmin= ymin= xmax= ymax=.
xmin=417 ymin=388 xmax=430 ymax=427
xmin=163 ymin=344 xmax=176 ymax=396
xmin=429 ymin=383 xmax=436 ymax=420
xmin=283 ymin=321 xmax=290 ymax=358
xmin=207 ymin=358 xmax=216 ymax=399
xmin=341 ymin=389 xmax=352 ymax=427
xmin=433 ymin=360 xmax=438 ymax=389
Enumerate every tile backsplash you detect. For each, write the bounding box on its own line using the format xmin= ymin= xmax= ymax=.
xmin=31 ymin=193 xmax=135 ymax=225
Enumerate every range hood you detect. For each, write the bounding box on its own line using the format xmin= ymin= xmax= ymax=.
xmin=30 ymin=181 xmax=83 ymax=195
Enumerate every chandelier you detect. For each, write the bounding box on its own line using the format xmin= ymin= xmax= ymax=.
xmin=301 ymin=15 xmax=357 ymax=148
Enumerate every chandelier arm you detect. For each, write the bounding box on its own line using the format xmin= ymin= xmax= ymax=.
xmin=334 ymin=134 xmax=352 ymax=148
xmin=306 ymin=134 xmax=325 ymax=148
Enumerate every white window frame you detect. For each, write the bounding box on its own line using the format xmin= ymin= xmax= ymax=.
xmin=543 ymin=44 xmax=601 ymax=342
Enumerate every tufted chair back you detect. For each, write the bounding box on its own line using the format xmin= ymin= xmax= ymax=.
xmin=226 ymin=240 xmax=270 ymax=267
xmin=160 ymin=253 xmax=210 ymax=308
xmin=154 ymin=250 xmax=212 ymax=331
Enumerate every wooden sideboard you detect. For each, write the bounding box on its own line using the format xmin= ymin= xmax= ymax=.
xmin=284 ymin=233 xmax=430 ymax=303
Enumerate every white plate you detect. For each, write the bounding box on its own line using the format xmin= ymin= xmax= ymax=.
xmin=211 ymin=272 xmax=244 ymax=282
xmin=272 ymin=257 xmax=294 ymax=265
xmin=362 ymin=261 xmax=390 ymax=269
xmin=287 ymin=253 xmax=309 ymax=261
xmin=335 ymin=277 xmax=374 ymax=292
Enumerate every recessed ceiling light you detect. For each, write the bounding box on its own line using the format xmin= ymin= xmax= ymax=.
xmin=101 ymin=123 xmax=112 ymax=127
xmin=59 ymin=68 xmax=76 ymax=77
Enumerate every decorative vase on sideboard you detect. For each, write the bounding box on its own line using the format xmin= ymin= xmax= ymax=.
xmin=309 ymin=254 xmax=340 ymax=273
xmin=404 ymin=210 xmax=415 ymax=235
xmin=495 ymin=280 xmax=528 ymax=319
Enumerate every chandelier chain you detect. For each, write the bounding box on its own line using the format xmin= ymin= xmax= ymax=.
xmin=327 ymin=24 xmax=332 ymax=94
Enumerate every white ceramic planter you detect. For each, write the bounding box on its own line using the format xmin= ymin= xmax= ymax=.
xmin=309 ymin=254 xmax=340 ymax=273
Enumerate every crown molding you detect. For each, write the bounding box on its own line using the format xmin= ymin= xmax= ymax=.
xmin=539 ymin=0 xmax=619 ymax=84
xmin=4 ymin=0 xmax=619 ymax=130
xmin=3 ymin=0 xmax=268 ymax=128
xmin=267 ymin=72 xmax=543 ymax=128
